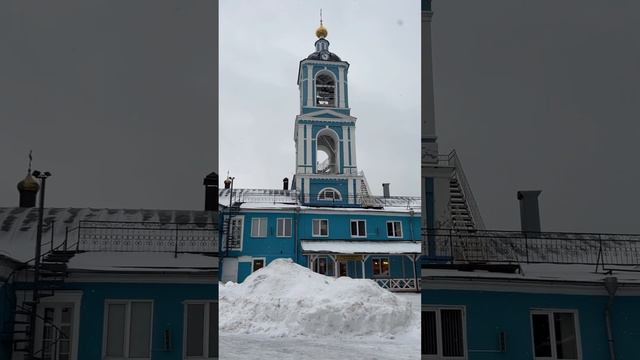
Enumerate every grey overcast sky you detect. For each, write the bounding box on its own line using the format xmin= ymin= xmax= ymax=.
xmin=431 ymin=1 xmax=640 ymax=233
xmin=219 ymin=0 xmax=422 ymax=197
xmin=0 ymin=1 xmax=217 ymax=210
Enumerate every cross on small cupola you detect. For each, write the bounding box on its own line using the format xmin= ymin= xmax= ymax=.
xmin=316 ymin=9 xmax=328 ymax=39
xmin=312 ymin=9 xmax=338 ymax=61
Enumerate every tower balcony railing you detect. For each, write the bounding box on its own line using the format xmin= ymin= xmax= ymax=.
xmin=422 ymin=228 xmax=640 ymax=267
xmin=316 ymin=159 xmax=335 ymax=173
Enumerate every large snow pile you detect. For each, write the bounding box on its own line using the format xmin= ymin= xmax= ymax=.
xmin=219 ymin=258 xmax=415 ymax=338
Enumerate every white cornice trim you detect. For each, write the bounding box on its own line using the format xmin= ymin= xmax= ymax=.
xmin=296 ymin=109 xmax=356 ymax=121
xmin=64 ymin=271 xmax=217 ymax=284
xmin=421 ymin=276 xmax=640 ymax=296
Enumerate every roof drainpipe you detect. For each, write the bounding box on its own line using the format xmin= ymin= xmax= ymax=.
xmin=604 ymin=276 xmax=618 ymax=360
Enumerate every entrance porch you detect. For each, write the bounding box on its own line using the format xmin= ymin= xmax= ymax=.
xmin=301 ymin=240 xmax=421 ymax=292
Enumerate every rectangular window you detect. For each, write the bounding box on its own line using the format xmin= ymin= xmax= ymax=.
xmin=372 ymin=257 xmax=390 ymax=276
xmin=277 ymin=218 xmax=292 ymax=237
xmin=184 ymin=302 xmax=217 ymax=359
xmin=251 ymin=217 xmax=267 ymax=238
xmin=387 ymin=221 xmax=403 ymax=238
xmin=252 ymin=258 xmax=265 ymax=272
xmin=41 ymin=303 xmax=74 ymax=360
xmin=531 ymin=310 xmax=580 ymax=360
xmin=314 ymin=256 xmax=328 ymax=275
xmin=422 ymin=306 xmax=466 ymax=359
xmin=312 ymin=219 xmax=329 ymax=237
xmin=350 ymin=220 xmax=366 ymax=237
xmin=104 ymin=300 xmax=153 ymax=359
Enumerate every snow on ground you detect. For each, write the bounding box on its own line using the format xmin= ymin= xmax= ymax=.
xmin=219 ymin=258 xmax=420 ymax=359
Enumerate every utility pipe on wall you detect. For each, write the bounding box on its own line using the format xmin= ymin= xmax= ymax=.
xmin=604 ymin=276 xmax=618 ymax=360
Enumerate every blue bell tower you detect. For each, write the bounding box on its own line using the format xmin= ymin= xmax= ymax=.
xmin=292 ymin=17 xmax=372 ymax=207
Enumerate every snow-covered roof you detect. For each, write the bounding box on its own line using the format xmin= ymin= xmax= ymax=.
xmin=218 ymin=188 xmax=421 ymax=213
xmin=301 ymin=240 xmax=421 ymax=254
xmin=0 ymin=207 xmax=217 ymax=265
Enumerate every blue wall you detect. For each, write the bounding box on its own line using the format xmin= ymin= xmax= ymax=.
xmin=10 ymin=281 xmax=217 ymax=360
xmin=226 ymin=208 xmax=421 ymax=283
xmin=422 ymin=288 xmax=640 ymax=360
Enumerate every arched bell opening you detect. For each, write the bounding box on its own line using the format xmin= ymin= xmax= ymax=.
xmin=315 ymin=71 xmax=336 ymax=107
xmin=315 ymin=129 xmax=340 ymax=174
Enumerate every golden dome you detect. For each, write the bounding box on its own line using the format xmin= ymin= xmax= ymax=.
xmin=17 ymin=174 xmax=39 ymax=192
xmin=316 ymin=23 xmax=328 ymax=39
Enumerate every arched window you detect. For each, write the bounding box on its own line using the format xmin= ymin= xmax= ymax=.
xmin=315 ymin=72 xmax=336 ymax=107
xmin=318 ymin=188 xmax=342 ymax=201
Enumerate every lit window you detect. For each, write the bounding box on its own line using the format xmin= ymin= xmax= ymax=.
xmin=252 ymin=258 xmax=265 ymax=272
xmin=276 ymin=218 xmax=292 ymax=237
xmin=318 ymin=188 xmax=342 ymax=201
xmin=250 ymin=218 xmax=267 ymax=238
xmin=315 ymin=72 xmax=336 ymax=107
xmin=387 ymin=221 xmax=403 ymax=238
xmin=351 ymin=220 xmax=366 ymax=237
xmin=372 ymin=257 xmax=389 ymax=276
xmin=531 ymin=310 xmax=580 ymax=360
xmin=104 ymin=301 xmax=153 ymax=359
xmin=184 ymin=302 xmax=217 ymax=359
xmin=422 ymin=307 xmax=466 ymax=358
xmin=312 ymin=219 xmax=329 ymax=237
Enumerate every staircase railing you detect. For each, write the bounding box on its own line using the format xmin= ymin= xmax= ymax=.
xmin=447 ymin=150 xmax=485 ymax=230
xmin=2 ymin=232 xmax=77 ymax=358
xmin=357 ymin=170 xmax=376 ymax=207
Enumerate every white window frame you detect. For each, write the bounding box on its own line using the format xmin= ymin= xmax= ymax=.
xmin=182 ymin=301 xmax=217 ymax=360
xmin=276 ymin=218 xmax=292 ymax=237
xmin=252 ymin=257 xmax=267 ymax=273
xmin=350 ymin=219 xmax=367 ymax=238
xmin=313 ymin=256 xmax=329 ymax=275
xmin=222 ymin=215 xmax=244 ymax=251
xmin=250 ymin=217 xmax=268 ymax=238
xmin=529 ymin=309 xmax=582 ymax=360
xmin=312 ymin=219 xmax=329 ymax=237
xmin=102 ymin=299 xmax=154 ymax=360
xmin=23 ymin=290 xmax=83 ymax=360
xmin=387 ymin=221 xmax=403 ymax=238
xmin=422 ymin=305 xmax=468 ymax=360
xmin=318 ymin=187 xmax=342 ymax=201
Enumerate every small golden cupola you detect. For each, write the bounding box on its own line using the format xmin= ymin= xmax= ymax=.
xmin=17 ymin=151 xmax=40 ymax=207
xmin=315 ymin=9 xmax=328 ymax=38
xmin=17 ymin=174 xmax=39 ymax=193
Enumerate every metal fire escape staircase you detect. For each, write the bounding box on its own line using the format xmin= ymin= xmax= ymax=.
xmin=10 ymin=240 xmax=75 ymax=359
xmin=358 ymin=171 xmax=378 ymax=208
xmin=445 ymin=150 xmax=485 ymax=232
xmin=222 ymin=202 xmax=242 ymax=253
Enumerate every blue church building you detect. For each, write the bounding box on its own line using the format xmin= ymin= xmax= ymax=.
xmin=420 ymin=1 xmax=640 ymax=359
xmin=218 ymin=20 xmax=421 ymax=292
xmin=0 ymin=172 xmax=218 ymax=360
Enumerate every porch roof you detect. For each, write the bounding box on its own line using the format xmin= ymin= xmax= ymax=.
xmin=301 ymin=240 xmax=421 ymax=254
